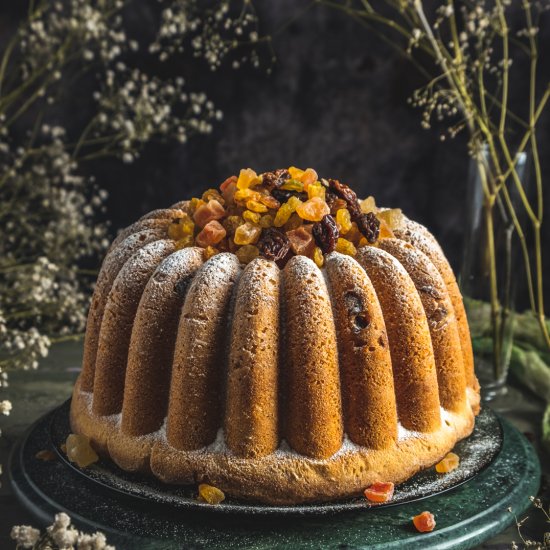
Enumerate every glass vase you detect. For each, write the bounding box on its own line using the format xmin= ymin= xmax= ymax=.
xmin=460 ymin=149 xmax=527 ymax=407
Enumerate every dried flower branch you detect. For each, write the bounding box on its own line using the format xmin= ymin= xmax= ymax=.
xmin=321 ymin=0 xmax=550 ymax=357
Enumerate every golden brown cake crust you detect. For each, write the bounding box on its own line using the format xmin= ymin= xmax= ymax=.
xmin=225 ymin=258 xmax=280 ymax=458
xmin=324 ymin=253 xmax=398 ymax=449
xmin=394 ymin=218 xmax=479 ymax=396
xmin=355 ymin=247 xmax=442 ymax=433
xmin=70 ymin=379 xmax=479 ymax=505
xmin=283 ymin=256 xmax=344 ymax=459
xmin=379 ymin=239 xmax=467 ymax=412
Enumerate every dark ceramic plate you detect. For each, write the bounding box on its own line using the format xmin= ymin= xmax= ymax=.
xmin=48 ymin=400 xmax=502 ymax=516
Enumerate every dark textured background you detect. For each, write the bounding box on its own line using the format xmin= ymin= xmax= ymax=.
xmin=1 ymin=0 xmax=549 ymax=307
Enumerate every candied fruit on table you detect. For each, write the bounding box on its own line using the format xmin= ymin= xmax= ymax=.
xmin=413 ymin=511 xmax=436 ymax=533
xmin=198 ymin=483 xmax=225 ymax=505
xmin=435 ymin=452 xmax=460 ymax=473
xmin=65 ymin=433 xmax=99 ymax=468
xmin=364 ymin=481 xmax=395 ymax=503
xmin=166 ymin=165 xmax=404 ymax=266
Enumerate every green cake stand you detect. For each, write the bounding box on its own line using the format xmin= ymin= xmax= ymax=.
xmin=8 ymin=402 xmax=540 ymax=550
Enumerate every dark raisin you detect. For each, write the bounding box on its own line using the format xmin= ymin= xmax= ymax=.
xmin=312 ymin=214 xmax=339 ymax=254
xmin=328 ymin=179 xmax=361 ymax=217
xmin=262 ymin=169 xmax=291 ymax=190
xmin=271 ymin=188 xmax=308 ymax=204
xmin=356 ymin=212 xmax=380 ymax=243
xmin=258 ymin=228 xmax=291 ymax=262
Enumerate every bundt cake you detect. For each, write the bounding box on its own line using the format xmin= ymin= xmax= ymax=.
xmin=70 ymin=166 xmax=480 ymax=505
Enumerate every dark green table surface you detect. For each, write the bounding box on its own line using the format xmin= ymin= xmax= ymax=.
xmin=1 ymin=341 xmax=548 ymax=549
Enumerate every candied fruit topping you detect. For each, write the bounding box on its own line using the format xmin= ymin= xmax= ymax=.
xmin=234 ymin=222 xmax=262 ymax=245
xmin=198 ymin=483 xmax=226 ymax=505
xmin=296 ymin=197 xmax=330 ymax=222
xmin=364 ymin=481 xmax=395 ymax=503
xmin=65 ymin=434 xmax=99 ymax=468
xmin=413 ymin=511 xmax=436 ymax=533
xmin=246 ymin=199 xmax=269 ymax=213
xmin=166 ymin=166 xmax=401 ymax=265
xmin=194 ymin=199 xmax=226 ymax=228
xmin=336 ymin=208 xmax=352 ymax=235
xmin=287 ymin=225 xmax=315 ymax=256
xmin=335 ymin=237 xmax=357 ymax=256
xmin=243 ymin=210 xmax=261 ymax=224
xmin=313 ymin=246 xmax=324 ymax=267
xmin=196 ymin=220 xmax=226 ymax=247
xmin=435 ymin=452 xmax=460 ymax=473
xmin=236 ymin=168 xmax=262 ymax=189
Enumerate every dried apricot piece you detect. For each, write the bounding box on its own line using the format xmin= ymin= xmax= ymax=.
xmin=193 ymin=199 xmax=226 ymax=227
xmin=413 ymin=511 xmax=436 ymax=533
xmin=364 ymin=481 xmax=394 ymax=503
xmin=196 ymin=220 xmax=226 ymax=247
xmin=435 ymin=452 xmax=460 ymax=473
xmin=198 ymin=483 xmax=225 ymax=505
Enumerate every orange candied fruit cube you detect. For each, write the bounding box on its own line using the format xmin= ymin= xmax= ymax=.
xmin=363 ymin=481 xmax=394 ymax=503
xmin=435 ymin=452 xmax=460 ymax=473
xmin=198 ymin=483 xmax=225 ymax=505
xmin=236 ymin=168 xmax=262 ymax=190
xmin=413 ymin=511 xmax=436 ymax=533
xmin=295 ymin=197 xmax=330 ymax=222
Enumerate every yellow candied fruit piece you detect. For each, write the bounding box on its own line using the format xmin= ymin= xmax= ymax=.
xmin=189 ymin=197 xmax=206 ymax=214
xmin=234 ymin=188 xmax=260 ymax=203
xmin=360 ymin=196 xmax=376 ymax=214
xmin=377 ymin=208 xmax=404 ymax=230
xmin=313 ymin=246 xmax=324 ymax=268
xmin=335 ymin=237 xmax=357 ymax=256
xmin=175 ymin=235 xmax=194 ymax=250
xmin=203 ymin=246 xmax=219 ymax=260
xmin=234 ymin=222 xmax=262 ymax=245
xmin=65 ymin=434 xmax=99 ymax=468
xmin=336 ymin=208 xmax=352 ymax=235
xmin=296 ymin=197 xmax=330 ymax=222
xmin=288 ymin=166 xmax=304 ymax=180
xmin=307 ymin=181 xmax=326 ymax=200
xmin=198 ymin=483 xmax=225 ymax=505
xmin=236 ymin=244 xmax=260 ymax=264
xmin=243 ymin=210 xmax=261 ymax=224
xmin=259 ymin=214 xmax=274 ymax=228
xmin=273 ymin=196 xmax=302 ymax=227
xmin=358 ymin=236 xmax=370 ymax=248
xmin=280 ymin=179 xmax=304 ymax=192
xmin=246 ymin=199 xmax=268 ymax=213
xmin=236 ymin=168 xmax=262 ymax=190
xmin=169 ymin=213 xmax=196 ymax=239
xmin=435 ymin=452 xmax=460 ymax=473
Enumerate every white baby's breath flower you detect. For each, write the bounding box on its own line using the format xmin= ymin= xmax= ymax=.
xmin=0 ymin=400 xmax=13 ymax=416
